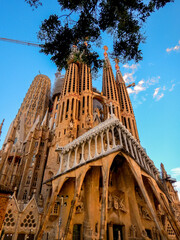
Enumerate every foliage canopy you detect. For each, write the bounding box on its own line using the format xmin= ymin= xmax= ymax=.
xmin=26 ymin=0 xmax=173 ymax=72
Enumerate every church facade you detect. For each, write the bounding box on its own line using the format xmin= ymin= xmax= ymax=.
xmin=0 ymin=46 xmax=180 ymax=240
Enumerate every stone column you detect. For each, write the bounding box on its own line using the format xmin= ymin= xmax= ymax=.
xmin=87 ymin=139 xmax=92 ymax=160
xmin=94 ymin=135 xmax=98 ymax=157
xmin=123 ymin=133 xmax=129 ymax=152
xmin=106 ymin=129 xmax=110 ymax=151
xmin=73 ymin=147 xmax=78 ymax=167
xmin=117 ymin=127 xmax=123 ymax=147
xmin=57 ymin=153 xmax=63 ymax=174
xmin=101 ymin=132 xmax=105 ymax=154
xmin=80 ymin=143 xmax=85 ymax=163
xmin=133 ymin=144 xmax=140 ymax=164
xmin=111 ymin=127 xmax=116 ymax=148
xmin=99 ymin=167 xmax=108 ymax=240
xmin=128 ymin=139 xmax=135 ymax=158
xmin=65 ymin=151 xmax=71 ymax=171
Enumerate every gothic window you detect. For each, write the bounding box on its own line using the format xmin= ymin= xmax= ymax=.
xmin=36 ymin=155 xmax=41 ymax=169
xmin=20 ymin=211 xmax=36 ymax=229
xmin=53 ymin=122 xmax=55 ymax=129
xmin=73 ymin=224 xmax=82 ymax=240
xmin=3 ymin=209 xmax=15 ymax=227
xmin=53 ymin=203 xmax=59 ymax=214
xmin=23 ymin=190 xmax=28 ymax=200
xmin=40 ymin=141 xmax=44 ymax=147
xmin=26 ymin=171 xmax=32 ymax=185
xmin=32 ymin=172 xmax=38 ymax=187
xmin=30 ymin=155 xmax=36 ymax=167
xmin=71 ymin=98 xmax=74 ymax=111
xmin=14 ymin=138 xmax=17 ymax=145
xmin=60 ymin=102 xmax=65 ymax=122
xmin=87 ymin=96 xmax=89 ymax=114
xmin=78 ymin=101 xmax=81 ymax=120
xmin=128 ymin=118 xmax=132 ymax=133
xmin=66 ymin=99 xmax=69 ymax=113
xmin=54 ymin=113 xmax=57 ymax=119
xmin=167 ymin=223 xmax=175 ymax=236
xmin=56 ymin=104 xmax=58 ymax=110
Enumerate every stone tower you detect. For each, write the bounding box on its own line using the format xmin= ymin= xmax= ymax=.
xmin=115 ymin=59 xmax=139 ymax=141
xmin=0 ymin=74 xmax=51 ymax=190
xmin=102 ymin=46 xmax=120 ymax=119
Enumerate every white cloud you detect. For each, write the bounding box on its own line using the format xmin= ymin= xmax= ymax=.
xmin=153 ymin=87 xmax=160 ymax=98
xmin=169 ymin=83 xmax=175 ymax=92
xmin=153 ymin=87 xmax=165 ymax=101
xmin=123 ymin=72 xmax=135 ymax=83
xmin=156 ymin=93 xmax=164 ymax=101
xmin=123 ymin=63 xmax=139 ymax=70
xmin=122 ymin=63 xmax=139 ymax=84
xmin=128 ymin=80 xmax=146 ymax=95
xmin=170 ymin=169 xmax=180 ymax=199
xmin=174 ymin=181 xmax=180 ymax=199
xmin=171 ymin=168 xmax=180 ymax=177
xmin=146 ymin=76 xmax=160 ymax=86
xmin=166 ymin=40 xmax=180 ymax=53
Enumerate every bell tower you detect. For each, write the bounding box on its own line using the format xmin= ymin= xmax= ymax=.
xmin=78 ymin=63 xmax=93 ymax=135
xmin=115 ymin=59 xmax=139 ymax=141
xmin=102 ymin=46 xmax=120 ymax=119
xmin=55 ymin=47 xmax=81 ymax=146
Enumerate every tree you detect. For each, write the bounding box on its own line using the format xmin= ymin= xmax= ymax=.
xmin=26 ymin=0 xmax=174 ymax=72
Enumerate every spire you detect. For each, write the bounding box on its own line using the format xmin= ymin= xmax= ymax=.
xmin=115 ymin=59 xmax=139 ymax=141
xmin=102 ymin=46 xmax=120 ymax=119
xmin=102 ymin=46 xmax=118 ymax=102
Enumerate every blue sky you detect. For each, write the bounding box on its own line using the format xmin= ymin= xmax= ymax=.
xmin=0 ymin=0 xmax=180 ymax=195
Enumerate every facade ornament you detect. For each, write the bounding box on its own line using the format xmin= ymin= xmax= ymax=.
xmin=129 ymin=224 xmax=137 ymax=238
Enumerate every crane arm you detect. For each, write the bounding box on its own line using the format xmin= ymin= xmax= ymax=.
xmin=0 ymin=37 xmax=40 ymax=47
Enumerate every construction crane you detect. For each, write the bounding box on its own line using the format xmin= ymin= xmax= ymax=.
xmin=126 ymin=82 xmax=135 ymax=88
xmin=0 ymin=37 xmax=40 ymax=47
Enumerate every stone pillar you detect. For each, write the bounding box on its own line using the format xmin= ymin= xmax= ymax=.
xmin=123 ymin=133 xmax=129 ymax=152
xmin=94 ymin=135 xmax=98 ymax=157
xmin=57 ymin=153 xmax=63 ymax=174
xmin=80 ymin=143 xmax=85 ymax=163
xmin=99 ymin=167 xmax=108 ymax=240
xmin=106 ymin=129 xmax=110 ymax=151
xmin=101 ymin=132 xmax=105 ymax=154
xmin=65 ymin=151 xmax=71 ymax=171
xmin=117 ymin=127 xmax=123 ymax=147
xmin=87 ymin=139 xmax=92 ymax=160
xmin=73 ymin=147 xmax=78 ymax=167
xmin=111 ymin=127 xmax=116 ymax=148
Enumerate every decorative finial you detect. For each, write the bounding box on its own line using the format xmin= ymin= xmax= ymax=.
xmin=115 ymin=58 xmax=120 ymax=72
xmin=103 ymin=46 xmax=108 ymax=58
xmin=84 ymin=41 xmax=88 ymax=47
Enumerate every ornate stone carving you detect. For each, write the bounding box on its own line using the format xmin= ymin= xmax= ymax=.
xmin=85 ymin=114 xmax=92 ymax=130
xmin=75 ymin=201 xmax=84 ymax=214
xmin=83 ymin=220 xmax=93 ymax=240
xmin=129 ymin=224 xmax=137 ymax=238
xmin=108 ymin=191 xmax=127 ymax=213
xmin=138 ymin=205 xmax=152 ymax=220
xmin=67 ymin=119 xmax=75 ymax=139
